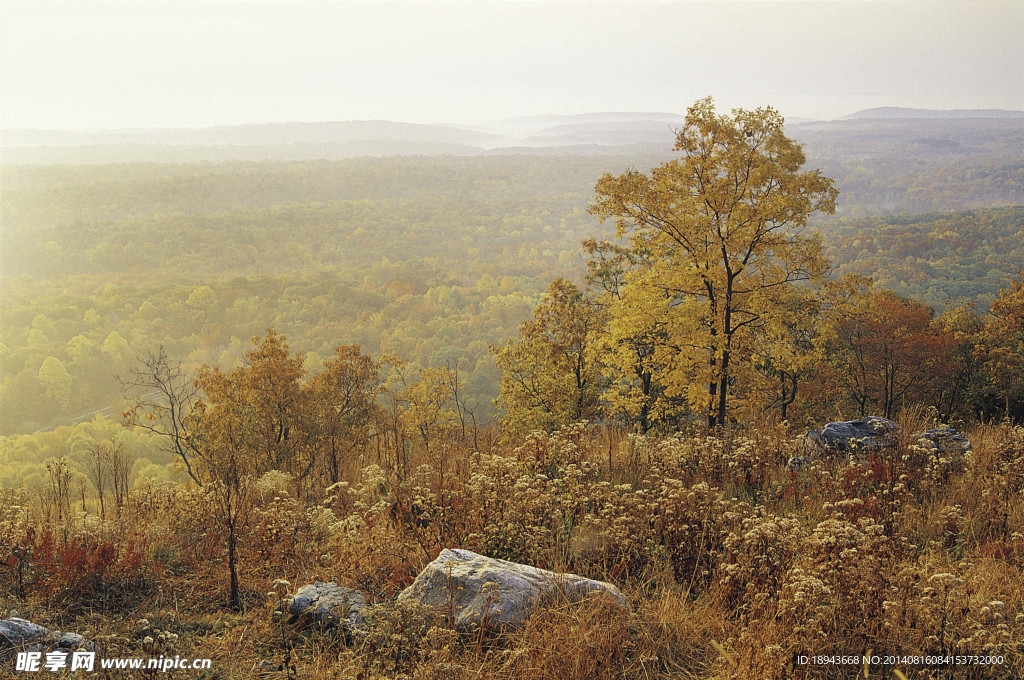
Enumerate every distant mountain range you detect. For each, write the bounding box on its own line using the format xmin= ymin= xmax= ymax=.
xmin=1 ymin=120 xmax=500 ymax=149
xmin=843 ymin=107 xmax=1024 ymax=120
xmin=2 ymin=108 xmax=1021 ymax=164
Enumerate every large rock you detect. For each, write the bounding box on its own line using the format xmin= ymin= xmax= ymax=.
xmin=0 ymin=618 xmax=97 ymax=665
xmin=913 ymin=426 xmax=972 ymax=456
xmin=286 ymin=582 xmax=368 ymax=632
xmin=397 ymin=548 xmax=628 ymax=633
xmin=804 ymin=417 xmax=899 ymax=455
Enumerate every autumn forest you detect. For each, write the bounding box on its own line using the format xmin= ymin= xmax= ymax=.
xmin=1 ymin=102 xmax=1024 ymax=679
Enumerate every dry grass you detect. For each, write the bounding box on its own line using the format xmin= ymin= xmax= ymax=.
xmin=2 ymin=418 xmax=1022 ymax=679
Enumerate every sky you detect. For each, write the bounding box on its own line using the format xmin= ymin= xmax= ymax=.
xmin=2 ymin=0 xmax=1023 ymax=131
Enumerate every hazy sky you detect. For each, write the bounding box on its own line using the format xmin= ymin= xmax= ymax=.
xmin=2 ymin=0 xmax=1022 ymax=130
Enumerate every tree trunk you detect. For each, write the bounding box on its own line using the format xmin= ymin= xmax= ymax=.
xmin=780 ymin=371 xmax=797 ymax=421
xmin=706 ymin=380 xmax=718 ymax=428
xmin=227 ymin=497 xmax=240 ymax=610
xmin=716 ymin=346 xmax=731 ymax=427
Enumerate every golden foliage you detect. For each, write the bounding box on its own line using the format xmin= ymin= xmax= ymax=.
xmin=590 ymin=98 xmax=838 ymax=427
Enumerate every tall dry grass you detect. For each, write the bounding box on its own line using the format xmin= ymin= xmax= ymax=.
xmin=1 ymin=417 xmax=1021 ymax=679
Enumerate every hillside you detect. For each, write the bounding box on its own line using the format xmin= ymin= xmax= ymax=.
xmin=2 ymin=152 xmax=1023 ymax=437
xmin=821 ymin=206 xmax=1024 ymax=311
xmin=4 ymin=109 xmax=1022 ymax=170
xmin=0 ymin=156 xmax=627 ymax=436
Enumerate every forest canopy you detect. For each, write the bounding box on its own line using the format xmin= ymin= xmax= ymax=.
xmin=1 ymin=109 xmax=1023 ymax=487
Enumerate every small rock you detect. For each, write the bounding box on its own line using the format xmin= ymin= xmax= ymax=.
xmin=914 ymin=426 xmax=972 ymax=455
xmin=287 ymin=582 xmax=368 ymax=632
xmin=51 ymin=631 xmax=92 ymax=649
xmin=0 ymin=618 xmax=98 ymax=666
xmin=256 ymin=659 xmax=279 ymax=676
xmin=786 ymin=456 xmax=812 ymax=472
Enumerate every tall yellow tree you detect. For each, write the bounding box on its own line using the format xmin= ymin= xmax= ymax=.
xmin=590 ymin=98 xmax=838 ymax=426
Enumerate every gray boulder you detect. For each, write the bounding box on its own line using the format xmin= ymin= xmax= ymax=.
xmin=805 ymin=417 xmax=899 ymax=455
xmin=0 ymin=617 xmax=97 ymax=665
xmin=286 ymin=582 xmax=368 ymax=632
xmin=397 ymin=548 xmax=627 ymax=633
xmin=913 ymin=426 xmax=972 ymax=455
xmin=0 ymin=618 xmax=49 ymax=645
